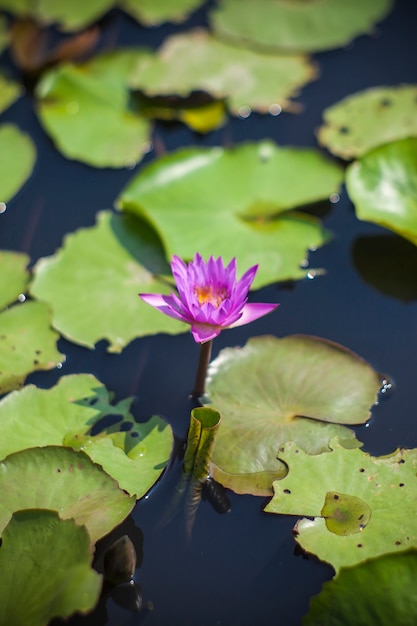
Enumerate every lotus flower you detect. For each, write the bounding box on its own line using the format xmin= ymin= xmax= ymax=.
xmin=139 ymin=253 xmax=279 ymax=343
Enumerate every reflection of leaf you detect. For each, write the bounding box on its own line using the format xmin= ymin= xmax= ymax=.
xmin=129 ymin=30 xmax=317 ymax=115
xmin=35 ymin=50 xmax=152 ymax=168
xmin=0 ymin=301 xmax=64 ymax=395
xmin=0 ymin=374 xmax=173 ymax=498
xmin=117 ymin=142 xmax=342 ymax=288
xmin=203 ymin=335 xmax=381 ymax=495
xmin=210 ymin=0 xmax=393 ymax=53
xmin=352 ymin=235 xmax=417 ymax=302
xmin=0 ymin=510 xmax=102 ymax=626
xmin=304 ymin=550 xmax=417 ymax=626
xmin=265 ymin=440 xmax=417 ymax=571
xmin=30 ymin=211 xmax=187 ymax=351
xmin=0 ymin=251 xmax=30 ymax=311
xmin=0 ymin=446 xmax=135 ymax=542
xmin=346 ymin=138 xmax=417 ymax=245
xmin=0 ymin=124 xmax=36 ymax=205
xmin=318 ymin=85 xmax=417 ymax=159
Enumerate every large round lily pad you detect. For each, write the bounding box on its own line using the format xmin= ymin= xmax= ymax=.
xmin=117 ymin=142 xmax=342 ymax=288
xmin=0 ymin=446 xmax=135 ymax=543
xmin=203 ymin=335 xmax=381 ymax=495
xmin=304 ymin=550 xmax=417 ymax=626
xmin=0 ymin=374 xmax=173 ymax=498
xmin=129 ymin=30 xmax=317 ymax=115
xmin=30 ymin=211 xmax=187 ymax=351
xmin=0 ymin=251 xmax=30 ymax=310
xmin=0 ymin=510 xmax=102 ymax=626
xmin=265 ymin=439 xmax=417 ymax=572
xmin=0 ymin=124 xmax=36 ymax=205
xmin=317 ymin=85 xmax=417 ymax=159
xmin=210 ymin=0 xmax=393 ymax=53
xmin=35 ymin=50 xmax=152 ymax=168
xmin=346 ymin=138 xmax=417 ymax=245
xmin=0 ymin=300 xmax=64 ymax=395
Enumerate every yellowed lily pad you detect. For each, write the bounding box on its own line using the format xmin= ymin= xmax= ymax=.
xmin=129 ymin=29 xmax=317 ymax=115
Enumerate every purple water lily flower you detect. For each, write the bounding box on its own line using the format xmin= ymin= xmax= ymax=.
xmin=139 ymin=253 xmax=279 ymax=343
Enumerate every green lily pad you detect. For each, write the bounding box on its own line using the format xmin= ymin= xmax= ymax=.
xmin=30 ymin=210 xmax=187 ymax=351
xmin=0 ymin=0 xmax=114 ymax=32
xmin=35 ymin=50 xmax=152 ymax=168
xmin=117 ymin=142 xmax=342 ymax=288
xmin=0 ymin=124 xmax=36 ymax=206
xmin=0 ymin=251 xmax=30 ymax=311
xmin=265 ymin=440 xmax=417 ymax=572
xmin=346 ymin=138 xmax=417 ymax=245
xmin=304 ymin=550 xmax=417 ymax=626
xmin=0 ymin=301 xmax=64 ymax=395
xmin=0 ymin=76 xmax=22 ymax=114
xmin=203 ymin=335 xmax=381 ymax=496
xmin=0 ymin=446 xmax=135 ymax=542
xmin=0 ymin=0 xmax=205 ymax=30
xmin=0 ymin=373 xmax=173 ymax=498
xmin=0 ymin=510 xmax=102 ymax=626
xmin=121 ymin=0 xmax=205 ymax=26
xmin=317 ymin=85 xmax=417 ymax=159
xmin=129 ymin=30 xmax=317 ymax=115
xmin=210 ymin=0 xmax=393 ymax=53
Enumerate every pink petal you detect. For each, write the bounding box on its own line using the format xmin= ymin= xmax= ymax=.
xmin=138 ymin=293 xmax=190 ymax=323
xmin=191 ymin=322 xmax=222 ymax=343
xmin=228 ymin=302 xmax=279 ymax=328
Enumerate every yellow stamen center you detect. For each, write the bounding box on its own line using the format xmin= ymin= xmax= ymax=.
xmin=194 ymin=285 xmax=228 ymax=308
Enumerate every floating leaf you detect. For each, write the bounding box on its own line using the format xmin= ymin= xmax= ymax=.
xmin=0 ymin=251 xmax=30 ymax=310
xmin=202 ymin=335 xmax=381 ymax=495
xmin=0 ymin=124 xmax=36 ymax=205
xmin=265 ymin=440 xmax=417 ymax=571
xmin=117 ymin=142 xmax=342 ymax=288
xmin=352 ymin=235 xmax=417 ymax=302
xmin=0 ymin=0 xmax=114 ymax=32
xmin=137 ymin=94 xmax=227 ymax=133
xmin=103 ymin=535 xmax=137 ymax=585
xmin=0 ymin=76 xmax=22 ymax=114
xmin=129 ymin=30 xmax=317 ymax=115
xmin=0 ymin=446 xmax=135 ymax=542
xmin=210 ymin=0 xmax=393 ymax=53
xmin=30 ymin=211 xmax=187 ymax=351
xmin=121 ymin=0 xmax=205 ymax=26
xmin=346 ymin=138 xmax=417 ymax=245
xmin=304 ymin=550 xmax=417 ymax=626
xmin=35 ymin=50 xmax=152 ymax=168
xmin=321 ymin=491 xmax=372 ymax=536
xmin=0 ymin=301 xmax=64 ymax=395
xmin=0 ymin=374 xmax=173 ymax=498
xmin=317 ymin=85 xmax=417 ymax=159
xmin=0 ymin=510 xmax=102 ymax=626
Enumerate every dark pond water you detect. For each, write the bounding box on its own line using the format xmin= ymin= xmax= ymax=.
xmin=1 ymin=1 xmax=417 ymax=625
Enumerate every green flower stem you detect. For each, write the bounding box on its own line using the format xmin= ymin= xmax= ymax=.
xmin=192 ymin=340 xmax=212 ymax=398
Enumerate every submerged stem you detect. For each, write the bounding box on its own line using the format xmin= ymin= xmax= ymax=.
xmin=192 ymin=340 xmax=213 ymax=398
